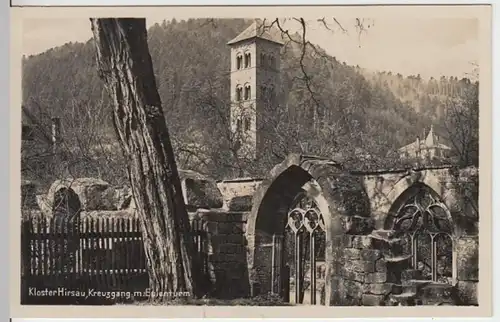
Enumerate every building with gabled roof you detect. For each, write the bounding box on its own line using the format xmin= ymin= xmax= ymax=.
xmin=398 ymin=125 xmax=452 ymax=162
xmin=227 ymin=19 xmax=285 ymax=46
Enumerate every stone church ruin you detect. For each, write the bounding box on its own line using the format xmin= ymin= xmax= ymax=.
xmin=22 ymin=153 xmax=479 ymax=306
xmin=21 ymin=20 xmax=479 ymax=306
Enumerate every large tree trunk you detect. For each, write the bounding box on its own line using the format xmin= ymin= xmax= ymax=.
xmin=90 ymin=18 xmax=202 ymax=300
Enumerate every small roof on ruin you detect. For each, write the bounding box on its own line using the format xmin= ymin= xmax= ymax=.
xmin=227 ymin=19 xmax=285 ymax=46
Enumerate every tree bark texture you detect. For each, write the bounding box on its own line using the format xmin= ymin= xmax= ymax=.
xmin=90 ymin=18 xmax=201 ymax=300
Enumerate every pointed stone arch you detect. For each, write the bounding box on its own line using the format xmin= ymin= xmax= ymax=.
xmin=246 ymin=154 xmax=371 ymax=305
xmin=384 ymin=182 xmax=457 ymax=285
xmin=386 ymin=170 xmax=445 ymax=211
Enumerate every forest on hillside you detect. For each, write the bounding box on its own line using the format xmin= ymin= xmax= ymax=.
xmin=21 ymin=18 xmax=479 ymax=188
xmin=361 ymin=68 xmax=479 ymax=119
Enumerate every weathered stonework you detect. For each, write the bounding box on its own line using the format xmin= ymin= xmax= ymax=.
xmin=243 ymin=154 xmax=478 ymax=306
xmin=179 ymin=170 xmax=224 ymax=211
xmin=192 ymin=209 xmax=250 ymax=298
xmin=457 ymin=281 xmax=478 ymax=305
xmin=217 ymin=178 xmax=262 ymax=211
xmin=46 ymin=178 xmax=116 ymax=212
xmin=455 ymin=235 xmax=479 ymax=305
xmin=362 ymin=293 xmax=385 ymax=306
xmin=28 ymin=153 xmax=479 ymax=306
xmin=456 ymin=236 xmax=479 ymax=281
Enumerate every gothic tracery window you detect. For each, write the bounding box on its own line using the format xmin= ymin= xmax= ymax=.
xmin=282 ymin=192 xmax=326 ymax=305
xmin=390 ymin=185 xmax=454 ymax=284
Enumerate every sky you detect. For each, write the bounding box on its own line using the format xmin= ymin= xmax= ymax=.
xmin=21 ymin=16 xmax=479 ymax=80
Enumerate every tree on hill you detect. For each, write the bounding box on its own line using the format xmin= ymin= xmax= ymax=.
xmin=443 ymin=80 xmax=479 ymax=167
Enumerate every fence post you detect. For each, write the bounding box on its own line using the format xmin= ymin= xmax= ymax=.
xmin=20 ymin=220 xmax=31 ymax=304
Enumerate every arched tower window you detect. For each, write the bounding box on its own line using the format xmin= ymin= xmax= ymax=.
xmin=236 ymin=53 xmax=243 ymax=70
xmin=236 ymin=86 xmax=243 ymax=101
xmin=260 ymin=53 xmax=267 ymax=67
xmin=269 ymin=85 xmax=275 ymax=102
xmin=261 ymin=85 xmax=267 ymax=100
xmin=236 ymin=118 xmax=242 ymax=133
xmin=244 ymin=85 xmax=251 ymax=100
xmin=269 ymin=55 xmax=275 ymax=69
xmin=244 ymin=116 xmax=251 ymax=131
xmin=245 ymin=52 xmax=251 ymax=68
xmin=388 ymin=184 xmax=455 ymax=284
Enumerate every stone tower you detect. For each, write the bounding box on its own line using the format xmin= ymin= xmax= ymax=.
xmin=227 ymin=19 xmax=284 ymax=160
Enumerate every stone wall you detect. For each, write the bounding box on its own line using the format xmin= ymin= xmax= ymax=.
xmin=358 ymin=166 xmax=479 ymax=305
xmin=22 ymin=157 xmax=480 ymax=305
xmin=23 ymin=171 xmax=253 ymax=300
xmin=245 ymin=154 xmax=480 ymax=306
xmin=455 ymin=235 xmax=479 ymax=305
xmin=340 ymin=230 xmax=463 ymax=306
xmin=341 ymin=231 xmax=409 ymax=306
xmin=217 ymin=178 xmax=263 ymax=211
xmin=192 ymin=209 xmax=250 ymax=298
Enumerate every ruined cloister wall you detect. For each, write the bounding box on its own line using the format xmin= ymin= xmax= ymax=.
xmin=359 ymin=167 xmax=478 ymax=305
xmin=245 ymin=154 xmax=479 ymax=306
xmin=191 ymin=209 xmax=250 ymax=298
xmin=22 ymin=155 xmax=479 ymax=305
xmin=22 ymin=170 xmax=253 ymax=300
xmin=362 ymin=167 xmax=478 ymax=235
xmin=217 ymin=178 xmax=262 ymax=211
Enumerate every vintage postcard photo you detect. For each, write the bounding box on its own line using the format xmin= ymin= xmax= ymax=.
xmin=10 ymin=4 xmax=492 ymax=318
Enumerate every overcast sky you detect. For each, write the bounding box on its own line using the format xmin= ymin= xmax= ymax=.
xmin=21 ymin=16 xmax=479 ymax=80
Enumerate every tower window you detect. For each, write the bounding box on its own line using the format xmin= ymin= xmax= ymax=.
xmin=260 ymin=53 xmax=266 ymax=67
xmin=269 ymin=56 xmax=275 ymax=69
xmin=244 ymin=117 xmax=251 ymax=131
xmin=236 ymin=118 xmax=242 ymax=133
xmin=236 ymin=54 xmax=243 ymax=70
xmin=244 ymin=85 xmax=251 ymax=100
xmin=269 ymin=86 xmax=275 ymax=100
xmin=236 ymin=86 xmax=243 ymax=101
xmin=244 ymin=53 xmax=251 ymax=68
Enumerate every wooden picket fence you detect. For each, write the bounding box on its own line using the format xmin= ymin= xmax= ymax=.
xmin=21 ymin=215 xmax=207 ymax=304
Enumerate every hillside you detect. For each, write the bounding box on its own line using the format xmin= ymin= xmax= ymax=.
xmin=360 ymin=68 xmax=477 ymax=119
xmin=21 ymin=18 xmax=476 ymax=185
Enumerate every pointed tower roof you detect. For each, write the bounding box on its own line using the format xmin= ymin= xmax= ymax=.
xmin=227 ymin=19 xmax=285 ymax=46
xmin=424 ymin=125 xmax=437 ymax=147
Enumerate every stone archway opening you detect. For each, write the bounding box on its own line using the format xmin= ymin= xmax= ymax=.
xmin=248 ymin=165 xmax=315 ymax=295
xmin=247 ymin=154 xmax=372 ymax=306
xmin=52 ymin=187 xmax=82 ymax=220
xmin=246 ymin=161 xmax=339 ymax=305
